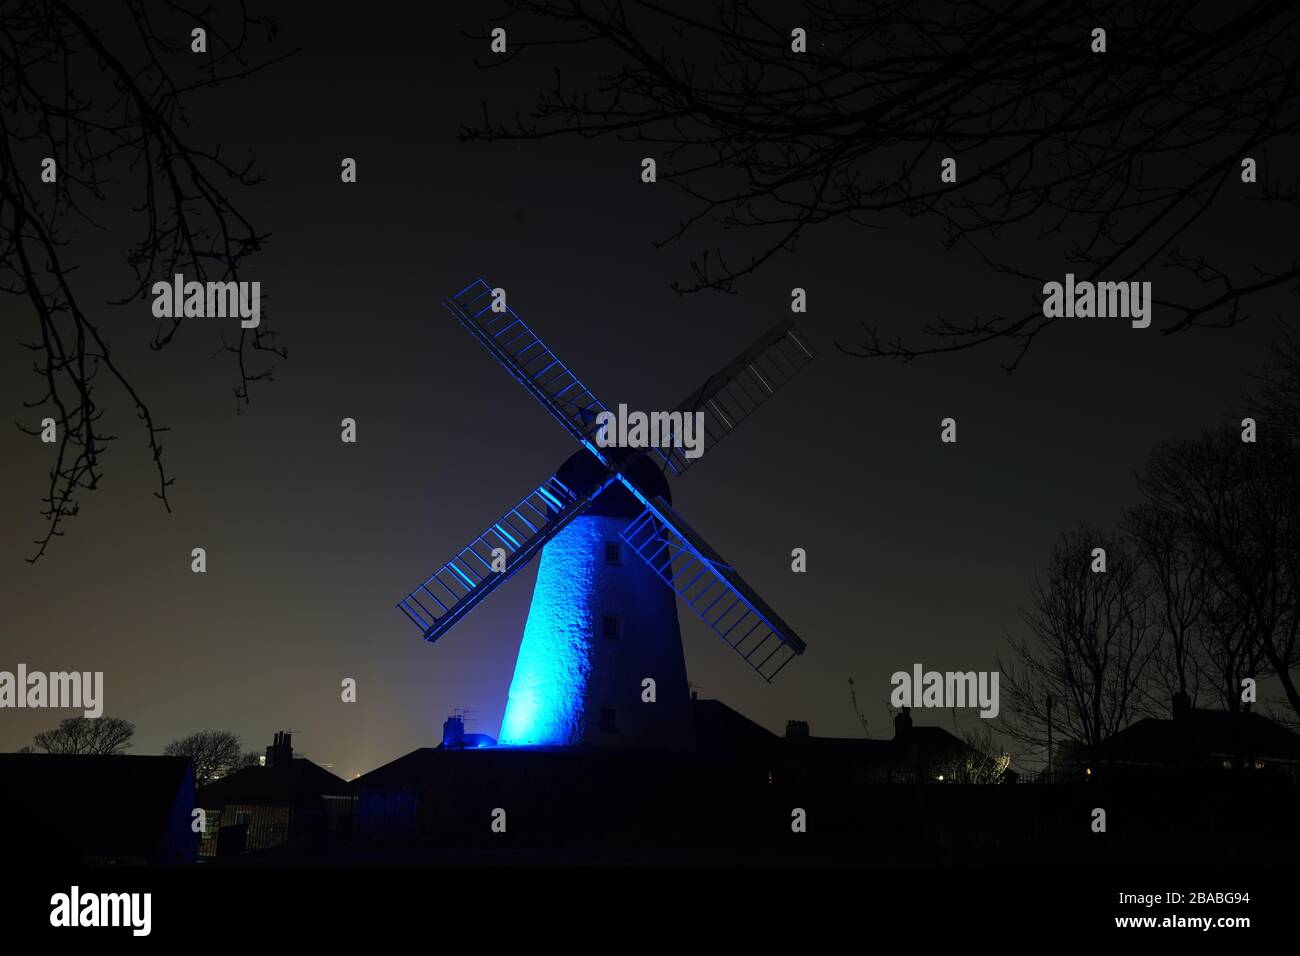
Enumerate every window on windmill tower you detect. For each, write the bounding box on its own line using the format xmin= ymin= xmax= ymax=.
xmin=600 ymin=707 xmax=619 ymax=733
xmin=602 ymin=614 xmax=621 ymax=640
xmin=604 ymin=541 xmax=622 ymax=565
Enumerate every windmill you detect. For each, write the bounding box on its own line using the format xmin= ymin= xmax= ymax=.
xmin=397 ymin=277 xmax=815 ymax=748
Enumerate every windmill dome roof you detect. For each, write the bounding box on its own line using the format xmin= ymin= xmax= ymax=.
xmin=555 ymin=448 xmax=671 ymax=519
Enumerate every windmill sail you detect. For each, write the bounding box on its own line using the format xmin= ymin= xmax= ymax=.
xmin=443 ymin=277 xmax=610 ymax=454
xmin=619 ymin=494 xmax=806 ymax=682
xmin=400 ymin=275 xmax=813 ymax=688
xmin=650 ymin=317 xmax=814 ymax=477
xmin=397 ymin=473 xmax=605 ymax=643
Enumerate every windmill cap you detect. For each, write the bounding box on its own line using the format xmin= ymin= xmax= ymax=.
xmin=556 ymin=448 xmax=672 ymax=519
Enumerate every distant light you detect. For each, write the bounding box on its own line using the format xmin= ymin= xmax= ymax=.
xmin=1085 ymin=767 xmax=1091 ymax=776
xmin=258 ymin=755 xmax=266 ymax=767
xmin=936 ymin=774 xmax=944 ymax=781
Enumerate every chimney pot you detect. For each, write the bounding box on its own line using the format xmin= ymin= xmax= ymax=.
xmin=264 ymin=731 xmax=293 ymax=768
xmin=442 ymin=715 xmax=466 ymax=749
xmin=894 ymin=706 xmax=913 ymax=740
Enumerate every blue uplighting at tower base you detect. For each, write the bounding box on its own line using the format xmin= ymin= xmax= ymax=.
xmin=498 ymin=519 xmax=595 ymax=746
xmin=497 ymin=507 xmax=693 ymax=749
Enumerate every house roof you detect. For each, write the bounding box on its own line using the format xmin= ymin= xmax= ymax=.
xmin=0 ymin=753 xmax=193 ymax=858
xmin=197 ymin=757 xmax=349 ymax=806
xmin=784 ymin=726 xmax=973 ymax=764
xmin=1100 ymin=708 xmax=1300 ymax=764
xmin=692 ymin=697 xmax=779 ymax=755
xmin=692 ymin=697 xmax=980 ymax=765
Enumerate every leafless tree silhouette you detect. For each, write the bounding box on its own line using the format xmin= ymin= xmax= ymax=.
xmin=1248 ymin=325 xmax=1300 ymax=444
xmin=1122 ymin=496 xmax=1212 ymax=711
xmin=933 ymin=721 xmax=1012 ymax=785
xmin=1000 ymin=525 xmax=1157 ymax=763
xmin=465 ymin=0 xmax=1300 ymax=370
xmin=1 ymin=1 xmax=292 ymax=560
xmin=31 ymin=715 xmax=135 ymax=755
xmin=163 ymin=729 xmax=257 ymax=786
xmin=1136 ymin=427 xmax=1300 ymax=725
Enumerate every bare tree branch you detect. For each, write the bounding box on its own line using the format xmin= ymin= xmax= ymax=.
xmin=464 ymin=0 xmax=1300 ymax=372
xmin=1 ymin=0 xmax=294 ymax=560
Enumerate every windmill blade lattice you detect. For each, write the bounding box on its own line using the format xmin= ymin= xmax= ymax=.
xmin=620 ymin=495 xmax=806 ymax=682
xmin=398 ymin=473 xmax=606 ymax=642
xmin=650 ymin=316 xmax=815 ymax=477
xmin=443 ymin=277 xmax=609 ymax=453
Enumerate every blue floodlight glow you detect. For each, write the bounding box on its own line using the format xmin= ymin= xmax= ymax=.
xmin=497 ymin=519 xmax=596 ymax=746
xmin=496 ymin=474 xmax=694 ymax=750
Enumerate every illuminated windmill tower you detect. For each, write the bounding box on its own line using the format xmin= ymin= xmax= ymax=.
xmin=397 ymin=277 xmax=815 ymax=749
xmin=497 ymin=450 xmax=690 ymax=747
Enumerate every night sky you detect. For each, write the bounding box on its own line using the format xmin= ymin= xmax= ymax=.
xmin=1 ymin=3 xmax=1292 ymax=779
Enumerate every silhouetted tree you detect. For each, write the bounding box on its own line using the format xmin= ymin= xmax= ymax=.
xmin=31 ymin=716 xmax=135 ymax=754
xmin=467 ymin=1 xmax=1300 ymax=370
xmin=1136 ymin=427 xmax=1300 ymax=724
xmin=1248 ymin=325 xmax=1300 ymax=444
xmin=163 ymin=730 xmax=257 ymax=786
xmin=1001 ymin=526 xmax=1156 ymax=764
xmin=2 ymin=1 xmax=292 ymax=560
xmin=1122 ymin=497 xmax=1212 ymax=712
xmin=933 ymin=723 xmax=1013 ymax=785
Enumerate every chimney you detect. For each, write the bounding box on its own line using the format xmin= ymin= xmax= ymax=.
xmin=893 ymin=706 xmax=913 ymax=741
xmin=785 ymin=719 xmax=809 ymax=740
xmin=442 ymin=714 xmax=465 ymax=749
xmin=265 ymin=731 xmax=293 ymax=768
xmin=1172 ymin=691 xmax=1190 ymax=724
